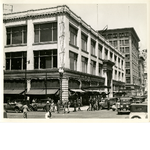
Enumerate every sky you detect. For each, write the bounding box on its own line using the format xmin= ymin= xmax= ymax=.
xmin=2 ymin=2 xmax=148 ymax=50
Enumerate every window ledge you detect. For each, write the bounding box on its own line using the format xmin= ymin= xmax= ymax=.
xmin=33 ymin=41 xmax=57 ymax=45
xmin=81 ymin=49 xmax=89 ymax=54
xmin=91 ymin=54 xmax=97 ymax=58
xmin=69 ymin=43 xmax=79 ymax=49
xmin=5 ymin=44 xmax=27 ymax=48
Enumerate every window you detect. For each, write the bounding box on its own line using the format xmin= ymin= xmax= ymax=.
xmin=69 ymin=25 xmax=77 ymax=46
xmin=126 ymin=77 xmax=130 ymax=83
xmin=81 ymin=33 xmax=87 ymax=51
xmin=99 ymin=63 xmax=102 ymax=76
xmin=69 ymin=51 xmax=77 ymax=70
xmin=110 ymin=52 xmax=113 ymax=61
xmin=126 ymin=69 xmax=130 ymax=74
xmin=91 ymin=60 xmax=96 ymax=75
xmin=120 ymin=47 xmax=124 ymax=53
xmin=113 ymin=40 xmax=117 ymax=47
xmin=98 ymin=44 xmax=102 ymax=59
xmin=6 ymin=26 xmax=27 ymax=45
xmin=91 ymin=40 xmax=96 ymax=55
xmin=125 ymin=40 xmax=129 ymax=45
xmin=82 ymin=56 xmax=88 ymax=73
xmin=125 ymin=54 xmax=130 ymax=60
xmin=114 ymin=55 xmax=117 ymax=66
xmin=115 ymin=70 xmax=117 ymax=79
xmin=125 ymin=47 xmax=129 ymax=53
xmin=121 ymin=60 xmax=124 ymax=68
xmin=104 ymin=49 xmax=108 ymax=60
xmin=34 ymin=22 xmax=57 ymax=43
xmin=126 ymin=62 xmax=130 ymax=67
xmin=34 ymin=50 xmax=57 ymax=69
xmin=6 ymin=52 xmax=27 ymax=70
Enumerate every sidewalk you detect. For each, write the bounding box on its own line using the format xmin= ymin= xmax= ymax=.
xmin=69 ymin=106 xmax=89 ymax=111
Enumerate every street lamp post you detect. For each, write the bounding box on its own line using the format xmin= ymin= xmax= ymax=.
xmin=59 ymin=68 xmax=64 ymax=103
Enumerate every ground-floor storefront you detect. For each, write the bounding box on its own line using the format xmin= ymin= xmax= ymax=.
xmin=4 ymin=68 xmax=124 ymax=105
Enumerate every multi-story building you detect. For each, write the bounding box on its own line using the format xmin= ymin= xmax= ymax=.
xmin=98 ymin=28 xmax=140 ymax=96
xmin=3 ymin=5 xmax=125 ymax=104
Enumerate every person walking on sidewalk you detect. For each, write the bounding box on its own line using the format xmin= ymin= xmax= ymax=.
xmin=22 ymin=102 xmax=30 ymax=119
xmin=45 ymin=101 xmax=51 ymax=119
xmin=66 ymin=100 xmax=70 ymax=113
xmin=77 ymin=98 xmax=81 ymax=111
xmin=73 ymin=99 xmax=77 ymax=112
xmin=57 ymin=100 xmax=61 ymax=113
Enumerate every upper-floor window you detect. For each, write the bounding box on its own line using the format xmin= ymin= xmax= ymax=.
xmin=91 ymin=60 xmax=96 ymax=75
xmin=82 ymin=56 xmax=88 ymax=73
xmin=99 ymin=63 xmax=102 ymax=76
xmin=69 ymin=51 xmax=77 ymax=71
xmin=81 ymin=33 xmax=87 ymax=51
xmin=34 ymin=22 xmax=57 ymax=43
xmin=98 ymin=44 xmax=102 ymax=59
xmin=104 ymin=49 xmax=108 ymax=60
xmin=5 ymin=52 xmax=27 ymax=70
xmin=110 ymin=52 xmax=113 ymax=61
xmin=6 ymin=26 xmax=27 ymax=45
xmin=91 ymin=39 xmax=96 ymax=55
xmin=125 ymin=47 xmax=129 ymax=53
xmin=126 ymin=69 xmax=130 ymax=74
xmin=69 ymin=25 xmax=77 ymax=46
xmin=126 ymin=77 xmax=130 ymax=83
xmin=34 ymin=50 xmax=57 ymax=69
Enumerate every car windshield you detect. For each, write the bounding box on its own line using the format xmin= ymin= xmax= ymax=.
xmin=130 ymin=104 xmax=147 ymax=112
xmin=120 ymin=99 xmax=131 ymax=103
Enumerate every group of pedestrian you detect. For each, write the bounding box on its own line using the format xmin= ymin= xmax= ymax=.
xmin=72 ymin=98 xmax=82 ymax=112
xmin=87 ymin=96 xmax=102 ymax=111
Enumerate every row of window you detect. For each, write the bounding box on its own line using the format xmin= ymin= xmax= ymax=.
xmin=6 ymin=24 xmax=123 ymax=64
xmin=6 ymin=23 xmax=57 ymax=45
xmin=102 ymin=32 xmax=129 ymax=39
xmin=5 ymin=50 xmax=103 ymax=76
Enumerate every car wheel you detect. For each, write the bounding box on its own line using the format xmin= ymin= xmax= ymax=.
xmin=132 ymin=116 xmax=141 ymax=119
xmin=15 ymin=108 xmax=20 ymax=113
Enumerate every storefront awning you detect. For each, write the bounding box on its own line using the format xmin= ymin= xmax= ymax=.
xmin=70 ymin=89 xmax=85 ymax=93
xmin=26 ymin=89 xmax=58 ymax=95
xmin=4 ymin=89 xmax=25 ymax=95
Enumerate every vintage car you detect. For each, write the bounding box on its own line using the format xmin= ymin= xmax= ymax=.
xmin=99 ymin=97 xmax=118 ymax=110
xmin=30 ymin=99 xmax=50 ymax=111
xmin=117 ymin=97 xmax=132 ymax=114
xmin=131 ymin=96 xmax=146 ymax=103
xmin=129 ymin=102 xmax=148 ymax=119
xmin=4 ymin=100 xmax=23 ymax=113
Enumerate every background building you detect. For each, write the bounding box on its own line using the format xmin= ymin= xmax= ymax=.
xmin=98 ymin=28 xmax=141 ymax=96
xmin=3 ymin=5 xmax=125 ymax=104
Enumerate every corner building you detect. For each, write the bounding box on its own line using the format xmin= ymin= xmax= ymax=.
xmin=3 ymin=5 xmax=125 ymax=104
xmin=98 ymin=28 xmax=141 ymax=96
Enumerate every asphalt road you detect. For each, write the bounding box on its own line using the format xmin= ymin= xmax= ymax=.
xmin=6 ymin=106 xmax=129 ymax=119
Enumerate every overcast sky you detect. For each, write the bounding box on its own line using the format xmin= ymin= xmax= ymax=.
xmin=3 ymin=3 xmax=148 ymax=50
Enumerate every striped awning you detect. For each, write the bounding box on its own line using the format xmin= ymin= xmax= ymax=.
xmin=4 ymin=89 xmax=25 ymax=95
xmin=70 ymin=89 xmax=85 ymax=93
xmin=26 ymin=89 xmax=58 ymax=95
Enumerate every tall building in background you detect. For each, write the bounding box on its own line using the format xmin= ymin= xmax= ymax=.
xmin=3 ymin=5 xmax=125 ymax=104
xmin=98 ymin=28 xmax=141 ymax=96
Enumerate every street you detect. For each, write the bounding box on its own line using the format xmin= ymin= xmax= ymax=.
xmin=6 ymin=106 xmax=129 ymax=119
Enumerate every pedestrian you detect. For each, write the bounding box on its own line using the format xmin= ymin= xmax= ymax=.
xmin=22 ymin=102 xmax=30 ymax=119
xmin=45 ymin=101 xmax=51 ymax=119
xmin=87 ymin=97 xmax=92 ymax=111
xmin=57 ymin=100 xmax=61 ymax=113
xmin=107 ymin=99 xmax=110 ymax=110
xmin=3 ymin=105 xmax=7 ymax=118
xmin=77 ymin=98 xmax=81 ymax=111
xmin=62 ymin=99 xmax=67 ymax=113
xmin=73 ymin=99 xmax=77 ymax=112
xmin=66 ymin=101 xmax=70 ymax=113
xmin=51 ymin=99 xmax=55 ymax=112
xmin=91 ymin=97 xmax=94 ymax=111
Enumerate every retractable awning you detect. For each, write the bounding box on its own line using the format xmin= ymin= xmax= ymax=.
xmin=26 ymin=89 xmax=58 ymax=95
xmin=4 ymin=89 xmax=25 ymax=95
xmin=70 ymin=89 xmax=85 ymax=93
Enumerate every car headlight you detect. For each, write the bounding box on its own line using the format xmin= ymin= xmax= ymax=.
xmin=126 ymin=105 xmax=129 ymax=107
xmin=121 ymin=105 xmax=123 ymax=107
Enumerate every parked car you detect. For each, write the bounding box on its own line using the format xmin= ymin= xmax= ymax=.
xmin=4 ymin=100 xmax=23 ymax=113
xmin=131 ymin=96 xmax=146 ymax=103
xmin=99 ymin=97 xmax=118 ymax=110
xmin=117 ymin=97 xmax=132 ymax=114
xmin=30 ymin=99 xmax=50 ymax=111
xmin=129 ymin=102 xmax=148 ymax=119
